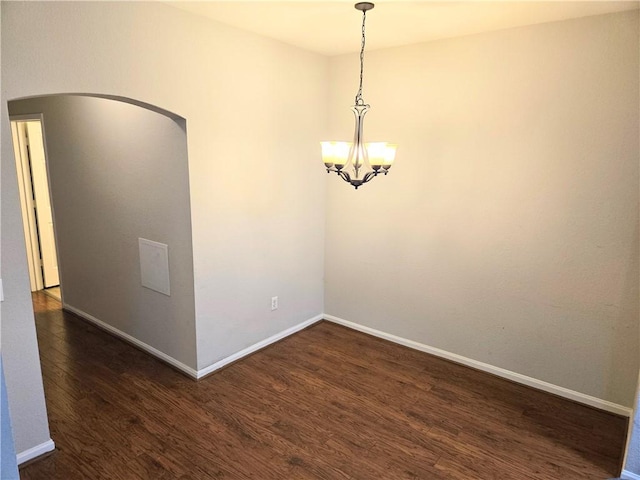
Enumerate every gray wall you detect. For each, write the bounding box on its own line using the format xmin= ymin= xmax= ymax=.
xmin=1 ymin=0 xmax=53 ymax=459
xmin=326 ymin=10 xmax=639 ymax=407
xmin=2 ymin=1 xmax=327 ymax=454
xmin=9 ymin=95 xmax=197 ymax=369
xmin=624 ymin=16 xmax=640 ymax=472
xmin=1 ymin=97 xmax=52 ymax=457
xmin=1 ymin=357 xmax=19 ymax=479
xmin=626 ymin=386 xmax=640 ymax=474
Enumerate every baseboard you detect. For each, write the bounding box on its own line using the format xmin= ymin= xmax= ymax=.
xmin=196 ymin=314 xmax=324 ymax=379
xmin=17 ymin=438 xmax=55 ymax=465
xmin=64 ymin=303 xmax=323 ymax=382
xmin=62 ymin=305 xmax=627 ymax=416
xmin=324 ymin=315 xmax=632 ymax=417
xmin=622 ymin=470 xmax=640 ymax=480
xmin=63 ymin=303 xmax=199 ymax=379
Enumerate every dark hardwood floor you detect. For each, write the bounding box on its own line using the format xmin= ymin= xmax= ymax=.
xmin=20 ymin=292 xmax=626 ymax=479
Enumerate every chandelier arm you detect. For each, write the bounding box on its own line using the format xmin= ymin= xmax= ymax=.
xmin=361 ymin=171 xmax=379 ymax=184
xmin=337 ymin=170 xmax=352 ymax=184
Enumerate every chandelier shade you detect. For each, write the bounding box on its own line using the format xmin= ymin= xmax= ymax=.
xmin=322 ymin=2 xmax=397 ymax=190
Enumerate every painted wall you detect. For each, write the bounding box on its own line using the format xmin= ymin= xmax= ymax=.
xmin=9 ymin=95 xmax=197 ymax=369
xmin=1 ymin=1 xmax=326 ymax=455
xmin=622 ymin=19 xmax=640 ymax=476
xmin=1 ymin=357 xmax=19 ymax=480
xmin=0 ymin=3 xmax=21 ymax=472
xmin=625 ymin=373 xmax=640 ymax=474
xmin=325 ymin=11 xmax=639 ymax=407
xmin=0 ymin=93 xmax=52 ymax=456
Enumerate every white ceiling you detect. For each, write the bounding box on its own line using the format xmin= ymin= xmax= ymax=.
xmin=167 ymin=1 xmax=639 ymax=56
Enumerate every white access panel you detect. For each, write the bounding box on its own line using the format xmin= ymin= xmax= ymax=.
xmin=139 ymin=238 xmax=170 ymax=296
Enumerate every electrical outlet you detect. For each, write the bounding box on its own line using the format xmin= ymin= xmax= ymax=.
xmin=271 ymin=296 xmax=278 ymax=311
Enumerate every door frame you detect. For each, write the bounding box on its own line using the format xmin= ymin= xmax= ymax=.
xmin=10 ymin=113 xmax=59 ymax=292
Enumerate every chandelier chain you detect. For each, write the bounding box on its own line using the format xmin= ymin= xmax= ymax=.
xmin=355 ymin=9 xmax=367 ymax=106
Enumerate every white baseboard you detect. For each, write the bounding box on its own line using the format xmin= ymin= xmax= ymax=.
xmin=622 ymin=470 xmax=640 ymax=480
xmin=324 ymin=314 xmax=632 ymax=417
xmin=17 ymin=438 xmax=55 ymax=465
xmin=64 ymin=303 xmax=323 ymax=382
xmin=195 ymin=314 xmax=324 ymax=379
xmin=62 ymin=305 xmax=628 ymax=416
xmin=63 ymin=303 xmax=199 ymax=379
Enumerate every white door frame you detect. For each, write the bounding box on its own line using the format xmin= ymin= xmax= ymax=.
xmin=10 ymin=114 xmax=60 ymax=292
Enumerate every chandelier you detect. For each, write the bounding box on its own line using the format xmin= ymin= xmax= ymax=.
xmin=321 ymin=2 xmax=397 ymax=190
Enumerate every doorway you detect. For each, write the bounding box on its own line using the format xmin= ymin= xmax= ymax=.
xmin=10 ymin=116 xmax=61 ymax=300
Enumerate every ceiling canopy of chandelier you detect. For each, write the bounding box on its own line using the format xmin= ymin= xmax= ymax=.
xmin=321 ymin=2 xmax=397 ymax=190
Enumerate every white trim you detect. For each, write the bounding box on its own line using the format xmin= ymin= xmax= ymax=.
xmin=622 ymin=470 xmax=640 ymax=480
xmin=58 ymin=307 xmax=628 ymax=417
xmin=8 ymin=114 xmax=45 ymax=122
xmin=195 ymin=314 xmax=324 ymax=379
xmin=63 ymin=303 xmax=199 ymax=378
xmin=17 ymin=438 xmax=55 ymax=465
xmin=11 ymin=118 xmax=44 ymax=292
xmin=324 ymin=314 xmax=632 ymax=417
xmin=63 ymin=303 xmax=324 ymax=382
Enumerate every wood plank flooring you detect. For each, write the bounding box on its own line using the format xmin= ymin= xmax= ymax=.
xmin=20 ymin=292 xmax=627 ymax=479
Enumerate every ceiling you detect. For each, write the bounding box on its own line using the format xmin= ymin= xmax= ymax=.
xmin=167 ymin=1 xmax=639 ymax=56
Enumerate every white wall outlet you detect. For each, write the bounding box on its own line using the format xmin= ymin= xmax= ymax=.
xmin=271 ymin=296 xmax=278 ymax=311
